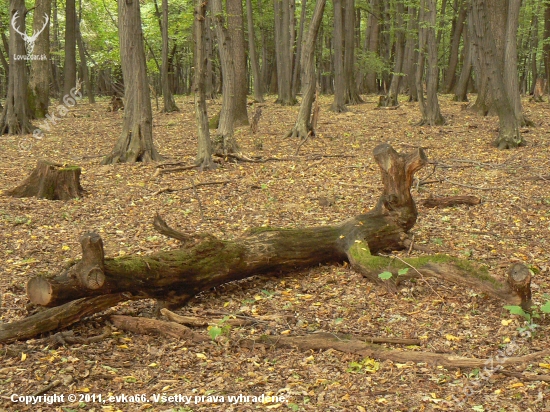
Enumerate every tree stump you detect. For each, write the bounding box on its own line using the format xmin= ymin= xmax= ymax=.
xmin=7 ymin=160 xmax=84 ymax=200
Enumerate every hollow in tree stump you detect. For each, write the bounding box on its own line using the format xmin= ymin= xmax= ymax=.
xmin=7 ymin=160 xmax=84 ymax=200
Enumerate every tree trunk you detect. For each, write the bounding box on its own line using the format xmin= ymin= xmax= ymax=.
xmin=417 ymin=0 xmax=444 ymax=126
xmin=246 ymin=0 xmax=264 ymax=102
xmin=544 ymin=1 xmax=550 ymax=95
xmin=343 ymin=0 xmax=362 ymax=104
xmin=62 ymin=0 xmax=77 ymax=100
xmin=287 ymin=0 xmax=326 ymax=139
xmin=274 ymin=0 xmax=295 ymax=105
xmin=453 ymin=28 xmax=471 ymax=102
xmin=77 ymin=0 xmax=94 ymax=104
xmin=205 ymin=15 xmax=216 ymax=99
xmin=403 ymin=5 xmax=418 ymax=101
xmin=227 ymin=0 xmax=249 ymax=124
xmin=193 ymin=0 xmax=215 ymax=170
xmin=330 ymin=0 xmax=347 ymax=112
xmin=7 ymin=160 xmax=84 ymax=200
xmin=379 ymin=0 xmax=405 ymax=108
xmin=51 ymin=0 xmax=61 ymax=96
xmin=364 ymin=0 xmax=379 ymax=94
xmin=470 ymin=0 xmax=522 ymax=149
xmin=442 ymin=0 xmax=466 ymax=94
xmin=211 ymin=0 xmax=239 ymax=154
xmin=160 ymin=0 xmax=179 ymax=112
xmin=503 ymin=0 xmax=528 ymax=127
xmin=0 ymin=0 xmax=34 ymax=135
xmin=29 ymin=0 xmax=52 ymax=118
xmin=291 ymin=0 xmax=307 ymax=99
xmin=102 ymin=0 xmax=163 ymax=164
xmin=529 ymin=13 xmax=539 ymax=97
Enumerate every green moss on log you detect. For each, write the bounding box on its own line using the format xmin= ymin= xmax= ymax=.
xmin=348 ymin=241 xmax=491 ymax=282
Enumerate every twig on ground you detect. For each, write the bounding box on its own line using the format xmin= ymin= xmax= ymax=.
xmin=495 ymin=370 xmax=550 ymax=382
xmin=191 ymin=179 xmax=205 ymax=221
xmin=152 ymin=180 xmax=231 ymax=196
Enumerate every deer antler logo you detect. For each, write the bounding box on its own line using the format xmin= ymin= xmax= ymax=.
xmin=11 ymin=11 xmax=49 ymax=56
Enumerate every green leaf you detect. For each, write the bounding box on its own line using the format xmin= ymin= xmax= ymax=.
xmin=378 ymin=271 xmax=393 ymax=280
xmin=472 ymin=406 xmax=485 ymax=412
xmin=334 ymin=318 xmax=344 ymax=324
xmin=503 ymin=305 xmax=530 ymax=320
xmin=208 ymin=326 xmax=223 ymax=341
xmin=287 ymin=403 xmax=300 ymax=411
xmin=397 ymin=268 xmax=409 ymax=276
xmin=540 ymin=301 xmax=550 ymax=313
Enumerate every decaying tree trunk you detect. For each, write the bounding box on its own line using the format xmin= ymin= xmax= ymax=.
xmin=7 ymin=160 xmax=84 ymax=200
xmin=1 ymin=144 xmax=533 ymax=343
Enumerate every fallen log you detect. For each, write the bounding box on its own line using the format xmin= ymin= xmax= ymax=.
xmin=26 ymin=144 xmax=427 ymax=308
xmin=0 ymin=144 xmax=533 ymax=343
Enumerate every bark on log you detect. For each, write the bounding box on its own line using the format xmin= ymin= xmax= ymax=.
xmin=7 ymin=160 xmax=84 ymax=200
xmin=422 ymin=195 xmax=481 ymax=208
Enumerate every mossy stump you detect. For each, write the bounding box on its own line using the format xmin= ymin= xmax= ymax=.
xmin=7 ymin=160 xmax=84 ymax=200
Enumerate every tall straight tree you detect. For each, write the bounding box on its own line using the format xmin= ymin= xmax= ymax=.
xmin=363 ymin=0 xmax=379 ymax=94
xmin=402 ymin=4 xmax=419 ymax=101
xmin=343 ymin=0 xmax=362 ymax=104
xmin=77 ymin=0 xmax=94 ymax=104
xmin=193 ymin=0 xmax=214 ymax=170
xmin=246 ymin=0 xmax=264 ymax=102
xmin=330 ymin=0 xmax=347 ymax=112
xmin=227 ymin=0 xmax=249 ymax=125
xmin=379 ymin=0 xmax=405 ymax=107
xmin=274 ymin=0 xmax=295 ymax=105
xmin=469 ymin=0 xmax=521 ymax=148
xmin=545 ymin=1 xmax=550 ymax=90
xmin=160 ymin=0 xmax=179 ymax=112
xmin=291 ymin=0 xmax=307 ymax=99
xmin=1 ymin=0 xmax=34 ymax=134
xmin=29 ymin=0 xmax=52 ymax=118
xmin=211 ymin=0 xmax=239 ymax=153
xmin=416 ymin=0 xmax=444 ymax=125
xmin=442 ymin=0 xmax=466 ymax=94
xmin=453 ymin=29 xmax=472 ymax=102
xmin=287 ymin=0 xmax=326 ymax=138
xmin=102 ymin=0 xmax=162 ymax=163
xmin=62 ymin=0 xmax=77 ymax=100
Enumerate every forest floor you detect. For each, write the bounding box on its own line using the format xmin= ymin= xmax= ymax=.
xmin=1 ymin=94 xmax=550 ymax=411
